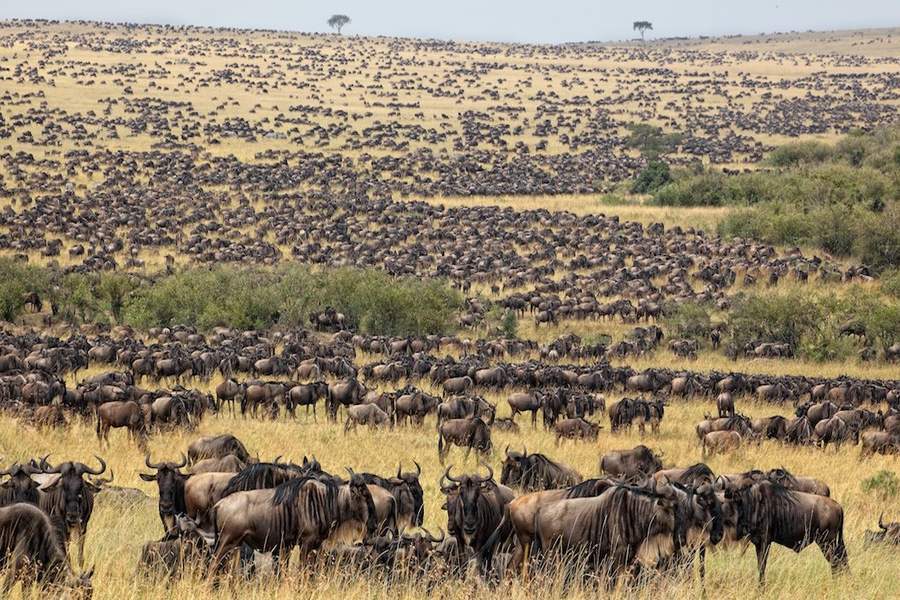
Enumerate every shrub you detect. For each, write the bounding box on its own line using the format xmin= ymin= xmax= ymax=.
xmin=767 ymin=140 xmax=832 ymax=167
xmin=853 ymin=204 xmax=900 ymax=272
xmin=726 ymin=290 xmax=823 ymax=352
xmin=663 ymin=301 xmax=711 ymax=341
xmin=862 ymin=470 xmax=899 ymax=500
xmin=0 ymin=258 xmax=49 ymax=322
xmin=631 ymin=160 xmax=672 ymax=194
xmin=882 ymin=269 xmax=900 ymax=298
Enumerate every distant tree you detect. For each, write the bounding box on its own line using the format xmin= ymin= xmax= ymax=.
xmin=328 ymin=14 xmax=351 ymax=34
xmin=633 ymin=21 xmax=653 ymax=41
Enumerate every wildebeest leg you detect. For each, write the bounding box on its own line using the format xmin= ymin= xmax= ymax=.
xmin=755 ymin=542 xmax=770 ymax=585
xmin=698 ymin=545 xmax=706 ymax=581
xmin=820 ymin=536 xmax=849 ymax=575
xmin=531 ymin=410 xmax=537 ymax=429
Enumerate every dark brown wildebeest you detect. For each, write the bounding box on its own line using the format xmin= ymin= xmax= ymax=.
xmin=801 ymin=401 xmax=839 ymax=427
xmin=33 ymin=403 xmax=66 ymax=429
xmin=751 ymin=415 xmax=788 ymax=440
xmin=38 ymin=456 xmax=107 ymax=569
xmin=532 ymin=479 xmax=680 ymax=582
xmin=437 ymin=396 xmax=495 ymax=424
xmin=0 ymin=503 xmax=93 ymax=593
xmin=859 ymin=431 xmax=900 ymax=457
xmin=653 ymin=463 xmax=715 ymax=487
xmin=695 ymin=415 xmax=753 ymax=441
xmin=607 ymin=398 xmax=636 ymax=432
xmin=188 ymin=455 xmax=246 ymax=475
xmin=814 ymin=417 xmax=859 ymax=449
xmin=492 ymin=417 xmax=520 ymax=433
xmin=326 ymin=378 xmax=367 ymax=422
xmin=214 ymin=378 xmax=245 ymax=417
xmin=138 ymin=514 xmax=213 ymax=578
xmin=664 ymin=481 xmax=726 ymax=580
xmin=186 ymin=434 xmax=251 ymax=465
xmin=139 ymin=454 xmax=189 ymax=534
xmin=864 ymin=513 xmax=900 ymax=546
xmin=507 ymin=392 xmax=542 ymax=428
xmin=500 ymin=447 xmax=582 ymax=491
xmin=286 ymin=381 xmax=329 ymax=421
xmin=344 ymin=404 xmax=392 ymax=433
xmin=96 ymin=400 xmax=147 ymax=449
xmin=440 ymin=465 xmax=513 ymax=575
xmin=437 ymin=416 xmax=493 ymax=464
xmin=600 ymin=445 xmax=663 ymax=482
xmin=441 ymin=376 xmax=473 ymax=397
xmin=716 ymin=392 xmax=735 ymax=418
xmin=479 ymin=478 xmax=615 ymax=577
xmin=0 ymin=462 xmax=43 ymax=507
xmin=765 ymin=468 xmax=831 ymax=497
xmin=554 ymin=417 xmax=601 ymax=444
xmin=726 ymin=481 xmax=848 ymax=584
xmin=359 ymin=463 xmax=425 ymax=530
xmin=702 ymin=431 xmax=742 ymax=457
xmin=209 ymin=472 xmax=376 ymax=577
xmin=633 ymin=397 xmax=665 ymax=436
xmin=394 ymin=389 xmax=440 ymax=426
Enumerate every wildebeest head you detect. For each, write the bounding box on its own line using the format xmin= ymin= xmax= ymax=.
xmin=679 ymin=482 xmax=725 ymax=546
xmin=346 ymin=469 xmax=378 ymax=539
xmin=864 ymin=513 xmax=900 ymax=546
xmin=500 ymin=445 xmax=528 ymax=487
xmin=0 ymin=461 xmax=43 ymax=505
xmin=139 ymin=453 xmax=188 ymax=532
xmin=388 ymin=462 xmax=424 ymax=527
xmin=442 ymin=465 xmax=493 ymax=542
xmin=41 ymin=456 xmax=107 ymax=526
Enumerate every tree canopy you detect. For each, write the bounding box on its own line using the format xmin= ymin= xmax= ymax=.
xmin=328 ymin=14 xmax=351 ymax=34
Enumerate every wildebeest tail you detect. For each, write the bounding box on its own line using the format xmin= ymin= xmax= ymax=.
xmin=479 ymin=505 xmax=512 ymax=569
xmin=95 ymin=409 xmax=101 ymax=438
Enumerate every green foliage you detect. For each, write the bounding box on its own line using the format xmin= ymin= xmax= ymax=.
xmin=500 ymin=310 xmax=518 ymax=338
xmin=862 ymin=470 xmax=899 ymax=500
xmin=663 ymin=301 xmax=711 ymax=341
xmin=0 ymin=258 xmax=49 ymax=322
xmin=727 ymin=290 xmax=823 ymax=351
xmin=882 ymin=269 xmax=900 ymax=298
xmin=631 ymin=160 xmax=672 ymax=194
xmin=767 ymin=140 xmax=833 ymax=167
xmin=124 ymin=265 xmax=462 ymax=336
xmin=625 ymin=124 xmax=682 ymax=158
xmin=852 ymin=204 xmax=900 ymax=272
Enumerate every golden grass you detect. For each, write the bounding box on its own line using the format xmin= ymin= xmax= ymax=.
xmin=0 ymin=372 xmax=897 ymax=599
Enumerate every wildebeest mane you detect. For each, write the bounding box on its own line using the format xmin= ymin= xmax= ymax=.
xmin=680 ymin=463 xmax=715 ymax=486
xmin=221 ymin=463 xmax=305 ymax=498
xmin=565 ymin=478 xmax=614 ymax=499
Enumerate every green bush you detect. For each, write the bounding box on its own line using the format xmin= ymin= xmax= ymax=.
xmin=663 ymin=301 xmax=711 ymax=341
xmin=853 ymin=205 xmax=900 ymax=272
xmin=631 ymin=160 xmax=672 ymax=194
xmin=0 ymin=258 xmax=49 ymax=322
xmin=625 ymin=124 xmax=682 ymax=157
xmin=862 ymin=470 xmax=899 ymax=500
xmin=882 ymin=269 xmax=900 ymax=298
xmin=726 ymin=290 xmax=823 ymax=352
xmin=767 ymin=140 xmax=832 ymax=167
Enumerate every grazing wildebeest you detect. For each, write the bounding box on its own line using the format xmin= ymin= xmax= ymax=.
xmin=607 ymin=398 xmax=636 ymax=432
xmin=554 ymin=417 xmax=601 ymax=444
xmin=702 ymin=431 xmax=742 ymax=457
xmin=532 ymin=479 xmax=680 ymax=582
xmin=344 ymin=403 xmax=392 ymax=433
xmin=507 ymin=392 xmax=542 ymax=428
xmin=286 ymin=381 xmax=329 ymax=421
xmin=209 ymin=472 xmax=376 ymax=577
xmin=139 ymin=454 xmax=189 ymax=533
xmin=38 ymin=456 xmax=107 ymax=569
xmin=751 ymin=415 xmax=788 ymax=441
xmin=500 ymin=447 xmax=582 ymax=491
xmin=186 ymin=434 xmax=251 ymax=465
xmin=437 ymin=416 xmax=493 ymax=463
xmin=138 ymin=514 xmax=213 ymax=578
xmin=33 ymin=403 xmax=66 ymax=429
xmin=96 ymin=400 xmax=147 ymax=449
xmin=0 ymin=503 xmax=93 ymax=593
xmin=864 ymin=513 xmax=900 ymax=546
xmin=600 ymin=445 xmax=663 ymax=482
xmin=726 ymin=481 xmax=847 ymax=584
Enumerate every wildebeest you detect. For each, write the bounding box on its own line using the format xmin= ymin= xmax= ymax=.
xmin=0 ymin=503 xmax=94 ymax=593
xmin=96 ymin=400 xmax=147 ymax=449
xmin=186 ymin=434 xmax=251 ymax=465
xmin=214 ymin=378 xmax=245 ymax=417
xmin=600 ymin=445 xmax=663 ymax=482
xmin=859 ymin=431 xmax=900 ymax=457
xmin=716 ymin=392 xmax=735 ymax=418
xmin=344 ymin=403 xmax=392 ymax=433
xmin=726 ymin=481 xmax=847 ymax=583
xmin=139 ymin=454 xmax=189 ymax=533
xmin=0 ymin=462 xmax=43 ymax=507
xmin=553 ymin=417 xmax=601 ymax=444
xmin=359 ymin=462 xmax=425 ymax=530
xmin=500 ymin=447 xmax=582 ymax=491
xmin=189 ymin=455 xmax=246 ymax=475
xmin=702 ymin=431 xmax=742 ymax=457
xmin=138 ymin=514 xmax=213 ymax=578
xmin=326 ymin=378 xmax=367 ymax=421
xmin=286 ymin=381 xmax=329 ymax=421
xmin=653 ymin=463 xmax=716 ymax=487
xmin=532 ymin=479 xmax=680 ymax=582
xmin=38 ymin=456 xmax=107 ymax=569
xmin=441 ymin=376 xmax=473 ymax=397
xmin=864 ymin=513 xmax=900 ymax=546
xmin=506 ymin=392 xmax=542 ymax=428
xmin=437 ymin=416 xmax=493 ymax=463
xmin=765 ymin=468 xmax=831 ymax=497
xmin=209 ymin=471 xmax=376 ymax=577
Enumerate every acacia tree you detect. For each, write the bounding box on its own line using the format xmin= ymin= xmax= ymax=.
xmin=328 ymin=14 xmax=351 ymax=34
xmin=633 ymin=21 xmax=653 ymax=41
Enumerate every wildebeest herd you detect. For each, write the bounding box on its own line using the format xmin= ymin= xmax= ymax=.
xmin=0 ymin=322 xmax=897 ymax=595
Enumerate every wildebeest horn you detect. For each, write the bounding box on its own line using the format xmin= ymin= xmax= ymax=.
xmin=345 ymin=467 xmax=356 ymax=478
xmin=397 ymin=462 xmax=403 ymax=478
xmin=476 ymin=464 xmax=494 ymax=483
xmin=41 ymin=454 xmax=60 ymax=474
xmin=413 ymin=461 xmax=421 ymax=476
xmin=504 ymin=444 xmax=510 ymax=458
xmin=174 ymin=453 xmax=187 ymax=469
xmin=81 ymin=456 xmax=107 ymax=476
xmin=879 ymin=513 xmax=887 ymax=530
xmin=443 ymin=465 xmax=461 ymax=484
xmin=273 ymin=455 xmax=283 ymax=465
xmin=145 ymin=454 xmax=162 ymax=470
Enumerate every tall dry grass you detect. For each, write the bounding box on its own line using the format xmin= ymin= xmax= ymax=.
xmin=0 ymin=374 xmax=897 ymax=599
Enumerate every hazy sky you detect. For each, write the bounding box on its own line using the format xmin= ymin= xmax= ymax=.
xmin=2 ymin=1 xmax=898 ymax=43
